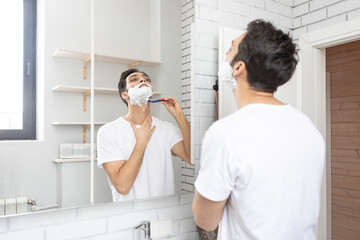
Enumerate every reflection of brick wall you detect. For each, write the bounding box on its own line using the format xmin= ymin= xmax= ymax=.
xmin=181 ymin=0 xmax=196 ymax=193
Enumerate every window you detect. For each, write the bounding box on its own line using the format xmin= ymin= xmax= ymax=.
xmin=0 ymin=0 xmax=36 ymax=140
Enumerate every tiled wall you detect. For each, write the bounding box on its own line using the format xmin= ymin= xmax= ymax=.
xmin=0 ymin=194 xmax=199 ymax=240
xmin=181 ymin=0 xmax=196 ymax=193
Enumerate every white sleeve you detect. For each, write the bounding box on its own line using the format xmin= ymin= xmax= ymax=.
xmin=97 ymin=126 xmax=127 ymax=168
xmin=167 ymin=122 xmax=183 ymax=149
xmin=194 ymin=126 xmax=235 ymax=201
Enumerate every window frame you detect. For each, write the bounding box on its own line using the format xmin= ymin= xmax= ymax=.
xmin=0 ymin=0 xmax=37 ymax=140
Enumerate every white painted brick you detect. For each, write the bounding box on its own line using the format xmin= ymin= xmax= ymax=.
xmin=195 ymin=103 xmax=216 ymax=117
xmin=199 ymin=89 xmax=215 ymax=103
xmin=182 ymin=183 xmax=194 ymax=193
xmin=200 ymin=117 xmax=214 ymax=131
xmin=195 ymin=61 xmax=217 ymax=76
xmin=0 ymin=218 xmax=6 ymax=232
xmin=182 ymin=78 xmax=191 ymax=86
xmin=328 ymin=0 xmax=360 ymax=17
xmin=9 ymin=209 xmax=77 ymax=231
xmin=279 ymin=15 xmax=292 ymax=28
xmin=196 ymin=0 xmax=217 ymax=8
xmin=134 ymin=195 xmax=179 ymax=211
xmin=251 ymin=7 xmax=279 ymax=25
xmin=182 ymin=86 xmax=187 ymax=93
xmin=183 ymin=62 xmax=191 ymax=71
xmin=235 ymin=15 xmax=251 ymax=29
xmin=196 ymin=19 xmax=219 ymax=35
xmin=195 ymin=47 xmax=218 ymax=62
xmin=108 ymin=210 xmax=157 ymax=232
xmin=348 ymin=8 xmax=360 ymax=20
xmin=180 ymin=218 xmax=197 ymax=233
xmin=277 ymin=0 xmax=293 ymax=6
xmin=196 ymin=130 xmax=207 ymax=144
xmin=307 ymin=14 xmax=346 ymax=33
xmin=293 ymin=0 xmax=309 ymax=6
xmin=183 ymin=47 xmax=191 ymax=56
xmin=185 ymin=8 xmax=195 ymax=19
xmin=301 ymin=8 xmax=326 ymax=25
xmin=183 ymin=108 xmax=191 ymax=116
xmin=182 ymin=32 xmax=191 ymax=42
xmin=197 ymin=34 xmax=218 ymax=49
xmin=180 ymin=231 xmax=200 ymax=240
xmin=158 ymin=204 xmax=193 ymax=220
xmin=309 ymin=0 xmax=342 ymax=11
xmin=181 ymin=101 xmax=186 ymax=108
xmin=0 ymin=228 xmax=43 ymax=240
xmin=47 ymin=219 xmax=106 ymax=240
xmin=200 ymin=6 xmax=236 ymax=25
xmin=195 ymin=75 xmax=216 ymax=89
xmin=180 ymin=193 xmax=194 ymax=204
xmin=293 ymin=17 xmax=301 ymax=28
xmin=84 ymin=230 xmax=132 ymax=240
xmin=182 ymin=1 xmax=193 ymax=13
xmin=151 ymin=219 xmax=173 ymax=238
xmin=186 ymin=85 xmax=191 ymax=92
xmin=293 ymin=3 xmax=309 ymax=17
xmin=186 ymin=100 xmax=191 ymax=108
xmin=183 ymin=92 xmax=191 ymax=101
xmin=266 ymin=0 xmax=292 ymax=17
xmin=185 ymin=176 xmax=195 ymax=184
xmin=79 ymin=202 xmax=132 ymax=220
xmin=182 ymin=168 xmax=194 ymax=176
xmin=171 ymin=220 xmax=180 ymax=236
xmin=291 ymin=26 xmax=307 ymax=40
xmin=235 ymin=0 xmax=266 ymax=9
xmin=182 ymin=16 xmax=194 ymax=28
xmin=218 ymin=0 xmax=251 ymax=17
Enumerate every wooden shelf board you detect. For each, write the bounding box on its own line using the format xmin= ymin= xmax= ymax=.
xmin=52 ymin=49 xmax=161 ymax=67
xmin=53 ymin=158 xmax=97 ymax=163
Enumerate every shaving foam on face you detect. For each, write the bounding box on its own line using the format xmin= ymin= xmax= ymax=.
xmin=127 ymin=82 xmax=153 ymax=106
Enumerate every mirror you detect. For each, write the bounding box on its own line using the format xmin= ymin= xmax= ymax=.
xmin=0 ymin=0 xmax=194 ymax=216
xmin=93 ymin=0 xmax=193 ymax=204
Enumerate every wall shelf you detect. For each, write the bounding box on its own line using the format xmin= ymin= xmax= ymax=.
xmin=52 ymin=85 xmax=162 ymax=112
xmin=52 ymin=49 xmax=162 ymax=80
xmin=52 ymin=158 xmax=97 ymax=163
xmin=52 ymin=122 xmax=108 ymax=143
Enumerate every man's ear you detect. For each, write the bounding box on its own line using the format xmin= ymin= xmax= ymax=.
xmin=121 ymin=91 xmax=129 ymax=101
xmin=232 ymin=61 xmax=246 ymax=78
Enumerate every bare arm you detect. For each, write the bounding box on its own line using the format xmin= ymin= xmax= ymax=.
xmin=192 ymin=189 xmax=227 ymax=231
xmin=103 ymin=115 xmax=155 ymax=195
xmin=160 ymin=97 xmax=192 ymax=165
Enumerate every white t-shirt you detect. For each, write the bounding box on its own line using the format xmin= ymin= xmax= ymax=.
xmin=195 ymin=104 xmax=325 ymax=240
xmin=97 ymin=116 xmax=183 ymax=202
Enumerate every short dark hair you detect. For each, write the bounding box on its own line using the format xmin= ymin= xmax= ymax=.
xmin=231 ymin=19 xmax=298 ymax=93
xmin=118 ymin=68 xmax=149 ymax=106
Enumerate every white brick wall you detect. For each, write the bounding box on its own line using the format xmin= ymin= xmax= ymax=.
xmin=292 ymin=0 xmax=360 ymax=39
xmin=0 ymin=194 xmax=199 ymax=240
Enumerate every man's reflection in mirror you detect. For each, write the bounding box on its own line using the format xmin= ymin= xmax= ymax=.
xmin=97 ymin=69 xmax=191 ymax=201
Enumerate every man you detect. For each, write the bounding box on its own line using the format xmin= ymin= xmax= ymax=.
xmin=97 ymin=69 xmax=191 ymax=201
xmin=193 ymin=20 xmax=325 ymax=239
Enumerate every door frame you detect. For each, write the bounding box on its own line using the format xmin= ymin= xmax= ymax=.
xmin=298 ymin=17 xmax=360 ymax=240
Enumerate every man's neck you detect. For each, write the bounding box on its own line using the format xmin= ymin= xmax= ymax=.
xmin=233 ymin=79 xmax=284 ymax=109
xmin=123 ymin=103 xmax=151 ymax=125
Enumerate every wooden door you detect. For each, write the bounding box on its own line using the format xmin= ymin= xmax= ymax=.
xmin=326 ymin=40 xmax=360 ymax=240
